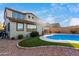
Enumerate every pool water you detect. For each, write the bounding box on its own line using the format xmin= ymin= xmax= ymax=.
xmin=47 ymin=34 xmax=79 ymax=41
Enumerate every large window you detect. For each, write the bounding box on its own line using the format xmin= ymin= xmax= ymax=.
xmin=8 ymin=23 xmax=10 ymax=31
xmin=16 ymin=23 xmax=24 ymax=31
xmin=27 ymin=24 xmax=37 ymax=32
xmin=28 ymin=16 xmax=31 ymax=19
xmin=12 ymin=12 xmax=25 ymax=20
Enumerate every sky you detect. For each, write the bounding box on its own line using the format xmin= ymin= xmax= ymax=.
xmin=0 ymin=3 xmax=79 ymax=27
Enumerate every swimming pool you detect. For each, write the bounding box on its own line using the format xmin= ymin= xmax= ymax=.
xmin=40 ymin=34 xmax=79 ymax=43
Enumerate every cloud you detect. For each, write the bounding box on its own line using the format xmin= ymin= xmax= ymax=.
xmin=77 ymin=4 xmax=79 ymax=7
xmin=51 ymin=3 xmax=64 ymax=6
xmin=0 ymin=4 xmax=4 ymax=6
xmin=69 ymin=18 xmax=79 ymax=26
xmin=33 ymin=8 xmax=49 ymax=17
xmin=67 ymin=4 xmax=79 ymax=13
xmin=62 ymin=19 xmax=69 ymax=23
xmin=69 ymin=7 xmax=79 ymax=13
xmin=51 ymin=3 xmax=79 ymax=14
xmin=0 ymin=10 xmax=4 ymax=23
xmin=44 ymin=15 xmax=56 ymax=24
xmin=51 ymin=3 xmax=68 ymax=16
xmin=61 ymin=18 xmax=79 ymax=26
xmin=33 ymin=8 xmax=56 ymax=24
xmin=51 ymin=4 xmax=60 ymax=11
xmin=35 ymin=10 xmax=47 ymax=15
xmin=51 ymin=3 xmax=57 ymax=7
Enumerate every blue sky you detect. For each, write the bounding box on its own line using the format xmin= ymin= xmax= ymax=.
xmin=0 ymin=3 xmax=79 ymax=27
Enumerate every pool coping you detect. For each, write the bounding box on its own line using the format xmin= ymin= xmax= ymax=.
xmin=40 ymin=33 xmax=79 ymax=44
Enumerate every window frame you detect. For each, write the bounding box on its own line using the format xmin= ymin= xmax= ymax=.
xmin=32 ymin=17 xmax=34 ymax=19
xmin=8 ymin=23 xmax=10 ymax=31
xmin=28 ymin=16 xmax=31 ymax=19
xmin=12 ymin=12 xmax=25 ymax=20
xmin=26 ymin=24 xmax=37 ymax=32
xmin=16 ymin=23 xmax=24 ymax=31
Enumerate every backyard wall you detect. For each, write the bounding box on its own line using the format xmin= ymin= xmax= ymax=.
xmin=44 ymin=26 xmax=79 ymax=34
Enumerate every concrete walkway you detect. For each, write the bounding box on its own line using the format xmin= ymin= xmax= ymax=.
xmin=0 ymin=39 xmax=79 ymax=56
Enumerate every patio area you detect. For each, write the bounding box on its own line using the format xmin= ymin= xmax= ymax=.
xmin=0 ymin=39 xmax=79 ymax=56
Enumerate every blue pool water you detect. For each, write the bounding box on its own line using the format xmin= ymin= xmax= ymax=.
xmin=47 ymin=34 xmax=79 ymax=41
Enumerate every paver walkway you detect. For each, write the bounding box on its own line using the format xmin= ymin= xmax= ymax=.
xmin=0 ymin=39 xmax=79 ymax=56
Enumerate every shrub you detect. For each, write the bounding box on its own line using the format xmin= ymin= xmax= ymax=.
xmin=70 ymin=30 xmax=76 ymax=34
xmin=18 ymin=34 xmax=24 ymax=39
xmin=30 ymin=31 xmax=39 ymax=37
xmin=11 ymin=37 xmax=15 ymax=40
xmin=75 ymin=31 xmax=79 ymax=34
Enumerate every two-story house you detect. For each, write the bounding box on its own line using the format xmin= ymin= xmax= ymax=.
xmin=4 ymin=8 xmax=44 ymax=38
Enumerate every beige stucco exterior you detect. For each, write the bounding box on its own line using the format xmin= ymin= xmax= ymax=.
xmin=9 ymin=22 xmax=43 ymax=38
xmin=4 ymin=8 xmax=44 ymax=38
xmin=6 ymin=9 xmax=12 ymax=18
xmin=9 ymin=22 xmax=28 ymax=38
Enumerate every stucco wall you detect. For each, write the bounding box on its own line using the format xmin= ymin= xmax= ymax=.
xmin=37 ymin=25 xmax=43 ymax=35
xmin=6 ymin=9 xmax=12 ymax=18
xmin=9 ymin=22 xmax=43 ymax=38
xmin=24 ymin=13 xmax=38 ymax=22
xmin=9 ymin=22 xmax=30 ymax=38
xmin=5 ymin=8 xmax=44 ymax=38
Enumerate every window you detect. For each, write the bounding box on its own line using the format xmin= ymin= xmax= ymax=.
xmin=12 ymin=12 xmax=17 ymax=19
xmin=28 ymin=16 xmax=31 ymax=19
xmin=8 ymin=23 xmax=10 ymax=31
xmin=16 ymin=23 xmax=24 ymax=31
xmin=12 ymin=12 xmax=25 ymax=20
xmin=27 ymin=24 xmax=37 ymax=32
xmin=32 ymin=17 xmax=34 ymax=19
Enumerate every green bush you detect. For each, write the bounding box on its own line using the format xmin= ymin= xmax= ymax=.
xmin=30 ymin=31 xmax=39 ymax=37
xmin=18 ymin=34 xmax=24 ymax=39
xmin=70 ymin=30 xmax=76 ymax=34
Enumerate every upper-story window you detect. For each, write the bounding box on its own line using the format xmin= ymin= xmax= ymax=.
xmin=32 ymin=17 xmax=34 ymax=19
xmin=28 ymin=15 xmax=34 ymax=20
xmin=12 ymin=12 xmax=25 ymax=20
xmin=28 ymin=16 xmax=31 ymax=19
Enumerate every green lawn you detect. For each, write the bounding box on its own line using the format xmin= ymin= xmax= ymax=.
xmin=18 ymin=37 xmax=74 ymax=47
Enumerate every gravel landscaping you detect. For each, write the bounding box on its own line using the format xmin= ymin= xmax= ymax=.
xmin=0 ymin=39 xmax=79 ymax=56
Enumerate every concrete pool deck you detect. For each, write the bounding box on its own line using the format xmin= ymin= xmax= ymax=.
xmin=0 ymin=39 xmax=79 ymax=56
